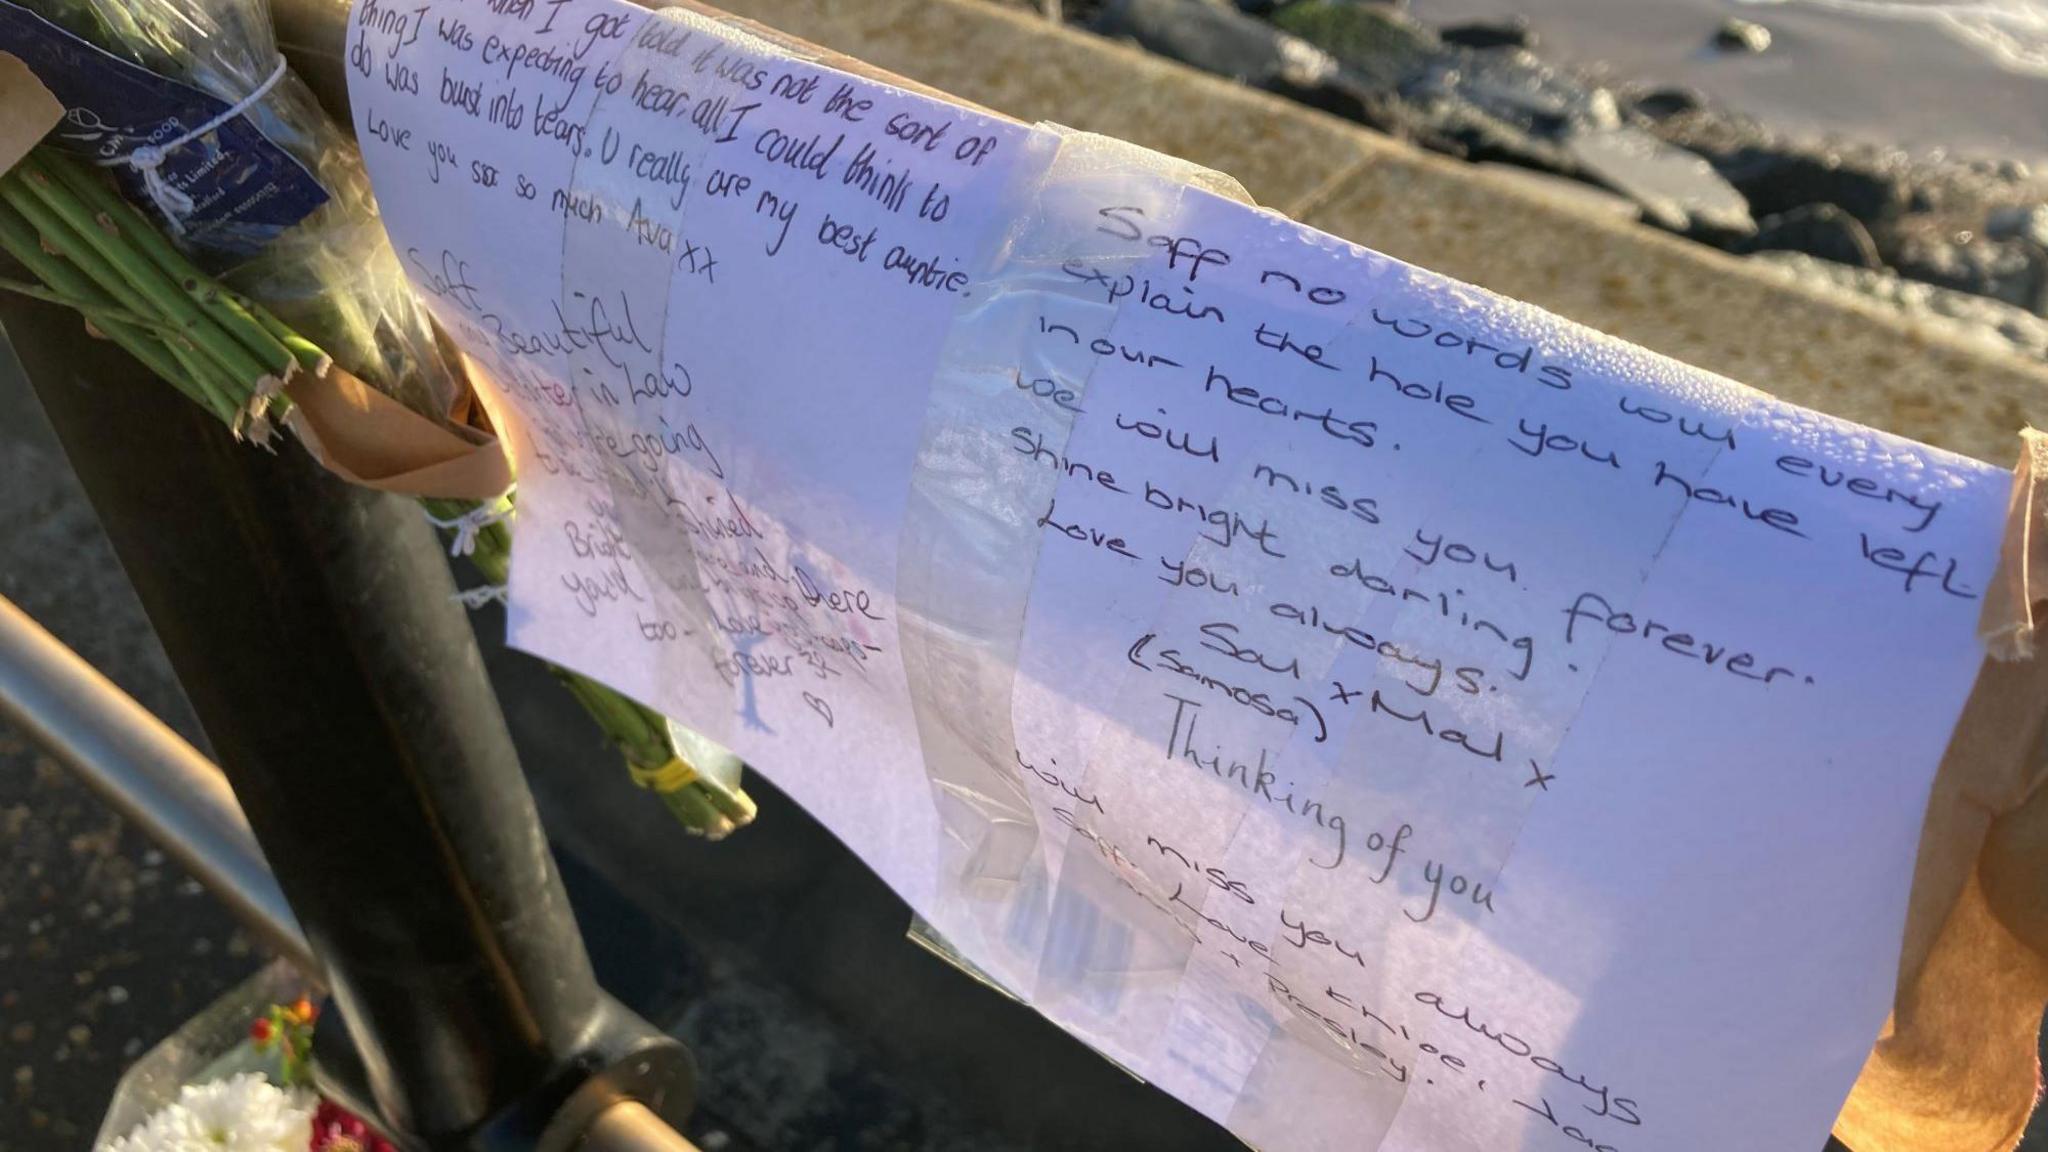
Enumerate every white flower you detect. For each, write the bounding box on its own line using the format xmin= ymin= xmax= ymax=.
xmin=98 ymin=1073 xmax=315 ymax=1152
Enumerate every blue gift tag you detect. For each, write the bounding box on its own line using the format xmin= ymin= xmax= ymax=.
xmin=0 ymin=0 xmax=329 ymax=259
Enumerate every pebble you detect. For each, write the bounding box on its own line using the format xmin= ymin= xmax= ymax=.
xmin=1631 ymin=86 xmax=1703 ymax=120
xmin=1439 ymin=16 xmax=1534 ymax=51
xmin=1987 ymin=203 xmax=2048 ymax=249
xmin=1714 ymin=18 xmax=1772 ymax=54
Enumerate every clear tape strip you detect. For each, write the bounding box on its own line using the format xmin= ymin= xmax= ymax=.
xmin=897 ymin=125 xmax=1254 ymax=984
xmin=559 ymin=6 xmax=757 ymax=717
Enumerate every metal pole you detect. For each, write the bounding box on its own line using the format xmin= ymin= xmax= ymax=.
xmin=578 ymin=1103 xmax=703 ymax=1152
xmin=3 ymin=289 xmax=692 ymax=1148
xmin=0 ymin=593 xmax=313 ymax=972
xmin=4 ymin=0 xmax=712 ymax=1134
xmin=0 ymin=586 xmax=701 ymax=1150
xmin=0 ymin=583 xmax=704 ymax=1149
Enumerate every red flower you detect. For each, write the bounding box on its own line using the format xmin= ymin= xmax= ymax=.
xmin=250 ymin=1017 xmax=273 ymax=1043
xmin=310 ymin=1099 xmax=395 ymax=1152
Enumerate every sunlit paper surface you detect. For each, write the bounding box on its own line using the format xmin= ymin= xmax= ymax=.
xmin=344 ymin=3 xmax=2012 ymax=1147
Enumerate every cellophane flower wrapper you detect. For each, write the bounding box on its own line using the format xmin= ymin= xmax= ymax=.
xmin=18 ymin=0 xmax=462 ymax=423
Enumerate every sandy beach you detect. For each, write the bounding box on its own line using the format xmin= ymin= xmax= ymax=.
xmin=1409 ymin=0 xmax=2048 ymax=162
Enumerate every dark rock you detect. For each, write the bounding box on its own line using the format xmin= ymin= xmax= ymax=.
xmin=1388 ymin=42 xmax=1626 ymax=175
xmin=1263 ymin=0 xmax=1750 ymax=230
xmin=1095 ymin=0 xmax=1356 ymax=106
xmin=1630 ymin=86 xmax=1704 ymax=121
xmin=1564 ymin=128 xmax=1753 ymax=237
xmin=1712 ymin=147 xmax=1909 ymax=225
xmin=1887 ymin=223 xmax=2048 ymax=313
xmin=1440 ymin=17 xmax=1535 ymax=51
xmin=1713 ymin=17 xmax=1772 ymax=54
xmin=1265 ymin=0 xmax=1568 ymax=167
xmin=1735 ymin=203 xmax=1881 ymax=269
xmin=1266 ymin=0 xmax=1613 ymax=146
xmin=1415 ymin=50 xmax=1621 ymax=136
xmin=1265 ymin=0 xmax=1439 ymax=91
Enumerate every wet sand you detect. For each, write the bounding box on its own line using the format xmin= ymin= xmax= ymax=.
xmin=1410 ymin=0 xmax=2048 ymax=163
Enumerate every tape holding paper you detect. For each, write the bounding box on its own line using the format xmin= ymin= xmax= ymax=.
xmin=896 ymin=125 xmax=1254 ymax=992
xmin=545 ymin=2 xmax=746 ymax=727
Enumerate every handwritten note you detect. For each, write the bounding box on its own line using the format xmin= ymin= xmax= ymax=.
xmin=345 ymin=2 xmax=2014 ymax=1148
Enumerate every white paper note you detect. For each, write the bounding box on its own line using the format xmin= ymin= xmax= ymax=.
xmin=344 ymin=3 xmax=2014 ymax=1148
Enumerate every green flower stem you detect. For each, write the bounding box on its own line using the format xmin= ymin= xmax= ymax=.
xmin=658 ymin=784 xmax=725 ymax=834
xmin=230 ymin=289 xmax=332 ymax=376
xmin=423 ymin=497 xmax=754 ymax=832
xmin=105 ymin=320 xmax=211 ymax=409
xmin=686 ymin=766 xmax=757 ymax=824
xmin=557 ymin=667 xmax=670 ymax=764
xmin=0 ymin=204 xmax=200 ymax=404
xmin=43 ymin=154 xmax=299 ymax=382
xmin=16 ymin=191 xmax=236 ymax=424
xmin=162 ymin=335 xmax=244 ymax=427
xmin=0 ymin=276 xmax=178 ymax=334
xmin=2 ymin=156 xmax=750 ymax=837
xmin=0 ymin=282 xmax=200 ymax=406
xmin=7 ymin=158 xmax=270 ymax=393
xmin=0 ymin=178 xmax=160 ymax=322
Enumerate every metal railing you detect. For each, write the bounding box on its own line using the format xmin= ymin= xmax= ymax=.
xmin=0 ymin=596 xmax=310 ymax=971
xmin=0 ymin=602 xmax=703 ymax=1150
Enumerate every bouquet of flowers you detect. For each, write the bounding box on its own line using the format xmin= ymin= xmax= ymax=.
xmin=99 ymin=1073 xmax=315 ymax=1152
xmin=98 ymin=996 xmax=400 ymax=1152
xmin=0 ymin=0 xmax=755 ymax=835
xmin=5 ymin=0 xmax=459 ymax=419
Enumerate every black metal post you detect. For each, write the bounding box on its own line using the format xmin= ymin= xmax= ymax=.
xmin=2 ymin=299 xmax=692 ymax=1148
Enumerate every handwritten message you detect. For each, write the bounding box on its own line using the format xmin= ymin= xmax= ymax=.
xmin=346 ymin=2 xmax=2013 ymax=1148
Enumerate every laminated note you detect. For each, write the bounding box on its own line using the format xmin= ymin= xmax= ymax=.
xmin=345 ymin=2 xmax=2016 ymax=1148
